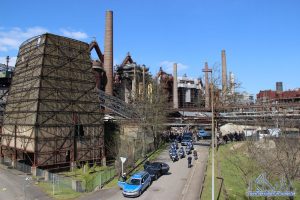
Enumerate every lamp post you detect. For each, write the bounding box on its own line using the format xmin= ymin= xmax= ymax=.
xmin=203 ymin=64 xmax=214 ymax=200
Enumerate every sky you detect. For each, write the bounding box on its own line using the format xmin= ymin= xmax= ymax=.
xmin=1 ymin=0 xmax=300 ymax=95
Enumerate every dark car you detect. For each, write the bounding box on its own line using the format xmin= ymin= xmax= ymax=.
xmin=183 ymin=132 xmax=193 ymax=138
xmin=181 ymin=135 xmax=193 ymax=146
xmin=144 ymin=167 xmax=160 ymax=181
xmin=144 ymin=161 xmax=170 ymax=180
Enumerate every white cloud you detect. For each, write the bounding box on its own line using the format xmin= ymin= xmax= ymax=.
xmin=159 ymin=60 xmax=189 ymax=74
xmin=60 ymin=29 xmax=88 ymax=40
xmin=0 ymin=27 xmax=48 ymax=52
xmin=0 ymin=56 xmax=17 ymax=67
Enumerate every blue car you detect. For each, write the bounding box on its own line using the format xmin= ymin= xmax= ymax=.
xmin=122 ymin=171 xmax=152 ymax=197
xmin=197 ymin=129 xmax=211 ymax=140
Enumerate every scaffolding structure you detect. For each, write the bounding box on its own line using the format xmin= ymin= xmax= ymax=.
xmin=0 ymin=33 xmax=104 ymax=168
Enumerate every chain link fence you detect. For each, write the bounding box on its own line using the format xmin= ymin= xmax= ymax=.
xmin=84 ymin=167 xmax=116 ymax=192
xmin=0 ymin=157 xmax=116 ymax=194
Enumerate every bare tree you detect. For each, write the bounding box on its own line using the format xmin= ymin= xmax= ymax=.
xmin=131 ymin=80 xmax=169 ymax=154
xmin=247 ymin=110 xmax=300 ymax=200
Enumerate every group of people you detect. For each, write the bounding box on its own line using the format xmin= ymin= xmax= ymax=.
xmin=221 ymin=131 xmax=246 ymax=144
xmin=168 ymin=140 xmax=198 ymax=168
xmin=162 ymin=129 xmax=197 ymax=143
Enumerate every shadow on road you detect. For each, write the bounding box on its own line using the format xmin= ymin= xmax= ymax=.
xmin=194 ymin=141 xmax=211 ymax=147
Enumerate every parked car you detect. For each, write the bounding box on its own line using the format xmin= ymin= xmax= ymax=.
xmin=144 ymin=161 xmax=170 ymax=180
xmin=197 ymin=129 xmax=211 ymax=140
xmin=117 ymin=174 xmax=127 ymax=189
xmin=144 ymin=167 xmax=159 ymax=181
xmin=122 ymin=171 xmax=152 ymax=197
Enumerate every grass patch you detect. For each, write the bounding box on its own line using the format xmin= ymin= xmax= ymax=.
xmin=103 ymin=143 xmax=168 ymax=189
xmin=201 ymin=142 xmax=300 ymax=200
xmin=60 ymin=165 xmax=110 ymax=180
xmin=38 ymin=182 xmax=81 ymax=200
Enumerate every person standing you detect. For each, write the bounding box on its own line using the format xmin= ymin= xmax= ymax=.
xmin=187 ymin=156 xmax=192 ymax=168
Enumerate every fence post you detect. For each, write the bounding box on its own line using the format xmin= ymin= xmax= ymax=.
xmin=100 ymin=172 xmax=102 ymax=189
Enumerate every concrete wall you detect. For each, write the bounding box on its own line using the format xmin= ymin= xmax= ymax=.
xmin=107 ymin=121 xmax=155 ymax=175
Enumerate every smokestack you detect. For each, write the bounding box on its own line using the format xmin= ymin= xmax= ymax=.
xmin=276 ymin=82 xmax=283 ymax=92
xmin=221 ymin=50 xmax=227 ymax=96
xmin=204 ymin=62 xmax=210 ymax=109
xmin=6 ymin=56 xmax=9 ymax=70
xmin=104 ymin=10 xmax=113 ymax=95
xmin=173 ymin=63 xmax=178 ymax=109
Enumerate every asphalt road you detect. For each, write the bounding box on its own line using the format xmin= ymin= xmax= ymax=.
xmin=0 ymin=166 xmax=51 ymax=200
xmin=79 ymin=140 xmax=210 ymax=200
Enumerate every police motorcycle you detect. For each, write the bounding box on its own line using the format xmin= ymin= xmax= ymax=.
xmin=178 ymin=146 xmax=185 ymax=159
xmin=170 ymin=149 xmax=179 ymax=162
xmin=185 ymin=142 xmax=192 ymax=155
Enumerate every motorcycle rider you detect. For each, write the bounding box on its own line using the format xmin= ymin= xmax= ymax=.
xmin=179 ymin=146 xmax=185 ymax=158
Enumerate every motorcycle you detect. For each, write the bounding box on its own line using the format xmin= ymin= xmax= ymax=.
xmin=170 ymin=150 xmax=179 ymax=162
xmin=178 ymin=147 xmax=185 ymax=159
xmin=171 ymin=141 xmax=178 ymax=149
xmin=185 ymin=144 xmax=192 ymax=155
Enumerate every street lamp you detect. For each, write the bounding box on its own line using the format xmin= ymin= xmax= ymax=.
xmin=203 ymin=65 xmax=214 ymax=200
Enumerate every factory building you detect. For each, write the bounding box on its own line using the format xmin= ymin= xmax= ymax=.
xmin=257 ymin=82 xmax=300 ymax=103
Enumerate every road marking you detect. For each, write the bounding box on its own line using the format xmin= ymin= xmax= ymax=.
xmin=2 ymin=187 xmax=7 ymax=191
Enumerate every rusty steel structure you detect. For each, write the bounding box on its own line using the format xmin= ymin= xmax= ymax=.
xmin=0 ymin=33 xmax=104 ymax=168
xmin=114 ymin=53 xmax=151 ymax=103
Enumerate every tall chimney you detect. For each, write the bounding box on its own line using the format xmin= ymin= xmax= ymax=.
xmin=6 ymin=56 xmax=9 ymax=70
xmin=173 ymin=63 xmax=178 ymax=109
xmin=276 ymin=82 xmax=283 ymax=92
xmin=104 ymin=10 xmax=113 ymax=95
xmin=204 ymin=62 xmax=210 ymax=109
xmin=221 ymin=50 xmax=227 ymax=96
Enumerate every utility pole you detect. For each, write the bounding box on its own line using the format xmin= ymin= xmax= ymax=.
xmin=210 ymin=71 xmax=215 ymax=200
xmin=203 ymin=64 xmax=214 ymax=200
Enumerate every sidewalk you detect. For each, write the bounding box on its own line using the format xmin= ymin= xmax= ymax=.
xmin=181 ymin=145 xmax=209 ymax=200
